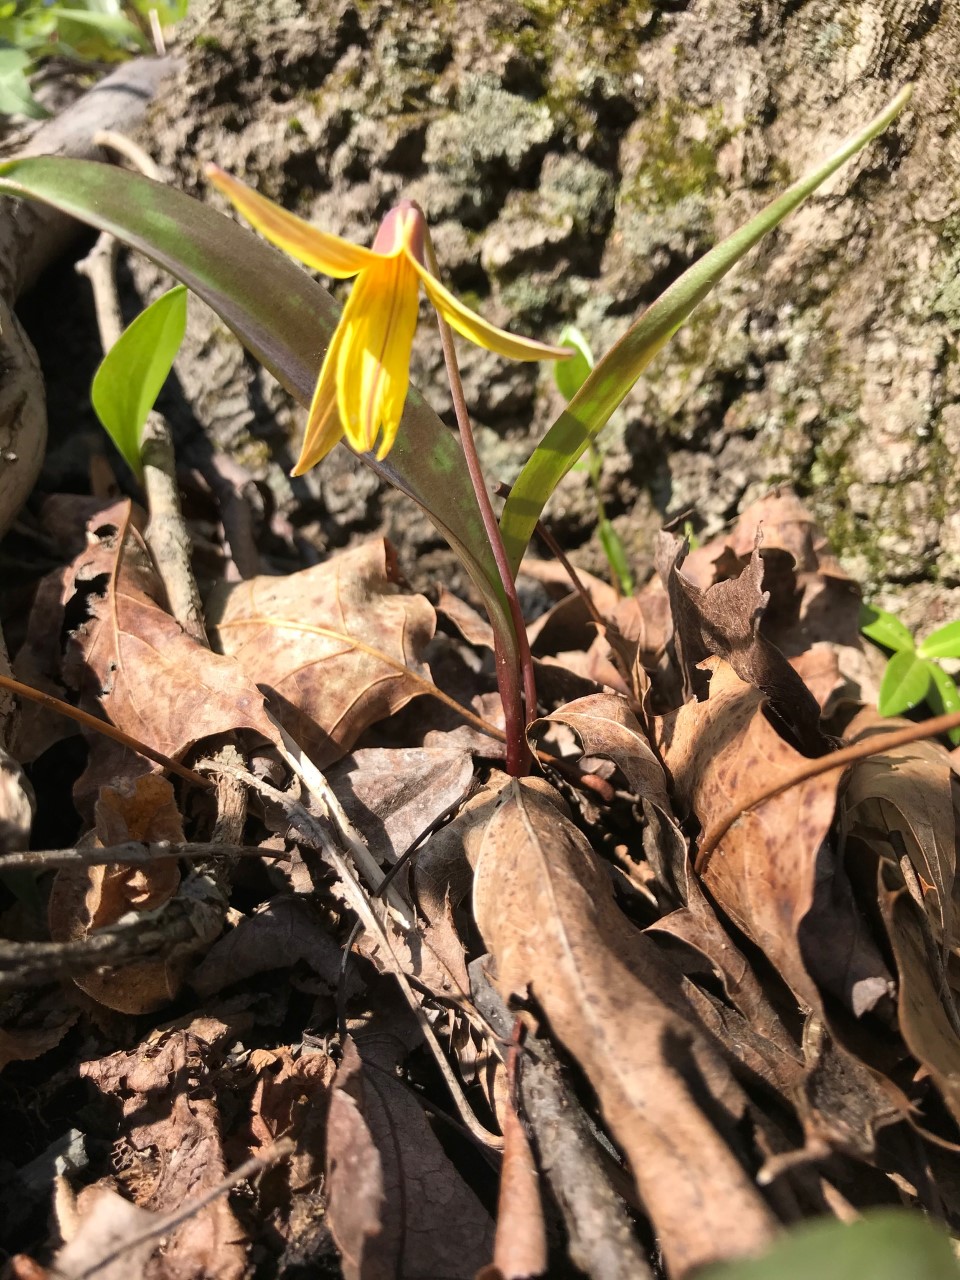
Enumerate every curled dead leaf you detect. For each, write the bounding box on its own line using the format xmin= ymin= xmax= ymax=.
xmin=48 ymin=774 xmax=186 ymax=1013
xmin=62 ymin=499 xmax=277 ymax=759
xmin=208 ymin=539 xmax=436 ymax=768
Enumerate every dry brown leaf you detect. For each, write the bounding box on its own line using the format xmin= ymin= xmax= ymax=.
xmin=469 ymin=776 xmax=778 ymax=1277
xmin=248 ymin=1045 xmax=336 ymax=1192
xmin=531 ymin=690 xmax=687 ymax=895
xmin=327 ymin=746 xmax=475 ymax=866
xmin=48 ymin=774 xmax=185 ymax=1013
xmin=325 ymin=1036 xmax=494 ymax=1280
xmin=48 ymin=1182 xmax=159 ymax=1280
xmin=878 ymin=870 xmax=960 ymax=1127
xmin=657 ymin=532 xmax=828 ymax=754
xmin=80 ymin=1030 xmax=246 ymax=1280
xmin=208 ymin=539 xmax=436 ymax=767
xmin=657 ymin=659 xmax=838 ymax=1008
xmin=489 ymin=1056 xmax=547 ymax=1280
xmin=190 ymin=896 xmax=350 ymax=999
xmin=657 ymin=660 xmax=910 ymax=1153
xmin=842 ymin=707 xmax=958 ymax=956
xmin=61 ymin=499 xmax=277 ymax=760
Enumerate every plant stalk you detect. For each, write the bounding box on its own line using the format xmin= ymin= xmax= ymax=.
xmin=422 ymin=227 xmax=535 ymax=775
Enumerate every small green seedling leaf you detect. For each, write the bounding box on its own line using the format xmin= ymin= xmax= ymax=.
xmin=877 ymin=649 xmax=932 ymax=717
xmin=0 ymin=46 xmax=47 ymax=119
xmin=860 ymin=603 xmax=915 ymax=653
xmin=598 ymin=518 xmax=634 ymax=597
xmin=918 ymin=619 xmax=960 ymax=660
xmin=554 ymin=324 xmax=594 ymax=402
xmin=698 ymin=1210 xmax=960 ymax=1280
xmin=91 ymin=284 xmax=187 ymax=478
xmin=924 ymin=662 xmax=960 ymax=745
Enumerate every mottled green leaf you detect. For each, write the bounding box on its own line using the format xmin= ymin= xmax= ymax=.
xmin=0 ymin=155 xmax=520 ymax=695
xmin=91 ymin=284 xmax=187 ymax=478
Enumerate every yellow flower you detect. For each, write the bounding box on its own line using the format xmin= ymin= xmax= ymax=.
xmin=206 ymin=166 xmax=570 ymax=472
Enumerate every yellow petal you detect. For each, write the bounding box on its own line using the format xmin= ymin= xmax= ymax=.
xmin=291 ymin=328 xmax=346 ymax=474
xmin=206 ymin=164 xmax=376 ymax=279
xmin=336 ymin=256 xmax=420 ymax=456
xmin=412 ymin=260 xmax=571 ymax=362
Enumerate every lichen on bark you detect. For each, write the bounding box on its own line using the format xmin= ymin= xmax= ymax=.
xmin=104 ymin=0 xmax=960 ymax=617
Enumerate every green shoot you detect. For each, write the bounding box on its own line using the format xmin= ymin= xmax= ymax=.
xmin=91 ymin=284 xmax=187 ymax=479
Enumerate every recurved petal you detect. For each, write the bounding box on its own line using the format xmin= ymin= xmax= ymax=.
xmin=336 ymin=255 xmax=420 ymax=456
xmin=413 ymin=260 xmax=572 ymax=362
xmin=206 ymin=164 xmax=376 ymax=278
xmin=291 ymin=328 xmax=347 ymax=474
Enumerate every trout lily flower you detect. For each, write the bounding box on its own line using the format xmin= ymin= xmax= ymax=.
xmin=207 ymin=166 xmax=570 ymax=471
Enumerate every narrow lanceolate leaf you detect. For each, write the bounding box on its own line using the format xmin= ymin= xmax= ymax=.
xmin=0 ymin=155 xmax=520 ymax=695
xmin=500 ymin=85 xmax=913 ymax=573
xmin=861 ymin=603 xmax=916 ymax=653
xmin=878 ymin=650 xmax=933 ymax=717
xmin=918 ymin=619 xmax=960 ymax=660
xmin=91 ymin=284 xmax=187 ymax=478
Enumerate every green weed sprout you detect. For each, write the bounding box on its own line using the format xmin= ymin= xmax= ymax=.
xmin=0 ymin=0 xmax=189 ymax=118
xmin=0 ymin=85 xmax=912 ymax=774
xmin=554 ymin=325 xmax=634 ymax=597
xmin=861 ymin=603 xmax=960 ymax=743
xmin=91 ymin=283 xmax=187 ymax=479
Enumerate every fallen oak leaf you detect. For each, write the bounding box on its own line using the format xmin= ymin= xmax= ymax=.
xmin=470 ymin=775 xmax=779 ymax=1277
xmin=842 ymin=707 xmax=958 ymax=957
xmin=658 ymin=660 xmax=914 ymax=1155
xmin=877 ymin=866 xmax=960 ymax=1127
xmin=61 ymin=499 xmax=278 ymax=762
xmin=208 ymin=540 xmax=461 ymax=767
xmin=529 ymin=690 xmax=687 ymax=897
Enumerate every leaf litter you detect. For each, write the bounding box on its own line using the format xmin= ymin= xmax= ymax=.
xmin=4 ymin=489 xmax=960 ymax=1277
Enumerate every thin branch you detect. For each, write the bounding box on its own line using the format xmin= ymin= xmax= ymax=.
xmin=63 ymin=1140 xmax=294 ymax=1280
xmin=0 ymin=672 xmax=210 ymax=788
xmin=0 ymin=840 xmax=280 ymax=873
xmin=696 ymin=706 xmax=960 ymax=867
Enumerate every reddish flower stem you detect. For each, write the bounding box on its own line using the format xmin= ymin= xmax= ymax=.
xmin=422 ymin=228 xmax=535 ymax=776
